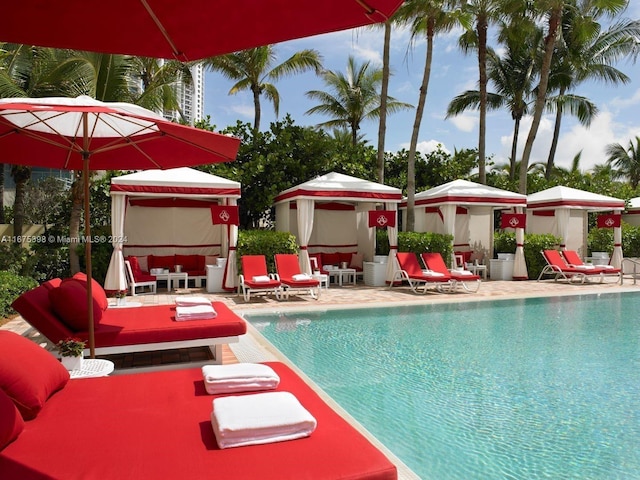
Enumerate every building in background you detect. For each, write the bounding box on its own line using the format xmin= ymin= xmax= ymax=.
xmin=163 ymin=63 xmax=205 ymax=125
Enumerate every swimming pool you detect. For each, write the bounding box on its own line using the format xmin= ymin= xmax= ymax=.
xmin=246 ymin=293 xmax=640 ymax=479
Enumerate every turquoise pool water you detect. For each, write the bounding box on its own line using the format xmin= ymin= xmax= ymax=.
xmin=246 ymin=293 xmax=640 ymax=479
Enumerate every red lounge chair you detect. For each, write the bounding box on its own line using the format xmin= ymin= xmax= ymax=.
xmin=274 ymin=254 xmax=321 ymax=300
xmin=537 ymin=250 xmax=606 ymax=283
xmin=391 ymin=252 xmax=453 ymax=294
xmin=11 ymin=278 xmax=246 ymax=364
xmin=238 ymin=255 xmax=283 ymax=301
xmin=421 ymin=252 xmax=482 ymax=293
xmin=561 ymin=249 xmax=622 ymax=283
xmin=0 ymin=332 xmax=397 ymax=480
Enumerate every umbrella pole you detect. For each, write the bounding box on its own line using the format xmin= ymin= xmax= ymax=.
xmin=82 ymin=113 xmax=95 ymax=358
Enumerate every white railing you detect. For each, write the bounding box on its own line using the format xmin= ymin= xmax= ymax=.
xmin=621 ymin=258 xmax=640 ymax=285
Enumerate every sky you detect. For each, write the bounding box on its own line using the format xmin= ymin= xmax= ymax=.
xmin=203 ymin=4 xmax=640 ymax=175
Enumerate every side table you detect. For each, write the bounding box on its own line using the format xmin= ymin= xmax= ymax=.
xmin=69 ymin=359 xmax=115 ymax=379
xmin=312 ymin=273 xmax=329 ymax=289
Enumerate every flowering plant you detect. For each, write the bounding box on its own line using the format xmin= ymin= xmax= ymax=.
xmin=115 ymin=290 xmax=127 ymax=299
xmin=56 ymin=338 xmax=86 ymax=357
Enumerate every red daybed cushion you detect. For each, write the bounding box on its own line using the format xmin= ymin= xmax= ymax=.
xmin=323 ymin=252 xmax=340 ymax=266
xmin=69 ymin=272 xmax=109 ymax=311
xmin=49 ymin=280 xmax=103 ymax=332
xmin=149 ymin=254 xmax=175 ymax=270
xmin=0 ymin=362 xmax=397 ymax=479
xmin=0 ymin=331 xmax=69 ymax=420
xmin=176 ymin=254 xmax=197 ymax=271
xmin=0 ymin=389 xmax=24 ymax=449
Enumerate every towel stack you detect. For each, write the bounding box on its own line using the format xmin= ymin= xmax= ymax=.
xmin=175 ymin=297 xmax=216 ymax=321
xmin=202 ymin=363 xmax=280 ymax=394
xmin=211 ymin=391 xmax=317 ymax=449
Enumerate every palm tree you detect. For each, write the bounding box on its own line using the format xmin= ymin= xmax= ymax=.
xmin=544 ymin=13 xmax=640 ymax=179
xmin=377 ymin=19 xmax=393 ymax=183
xmin=204 ymin=46 xmax=322 ymax=133
xmin=305 ymin=56 xmax=411 ymax=146
xmin=395 ymin=0 xmax=458 ymax=230
xmin=606 ymin=137 xmax=640 ymax=189
xmin=518 ymin=0 xmax=628 ymax=194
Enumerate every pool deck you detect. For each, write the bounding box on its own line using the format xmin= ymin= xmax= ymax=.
xmin=4 ymin=276 xmax=639 ymax=480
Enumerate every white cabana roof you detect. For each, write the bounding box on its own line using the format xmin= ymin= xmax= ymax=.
xmin=274 ymin=172 xmax=402 ymax=204
xmin=627 ymin=197 xmax=640 ymax=210
xmin=526 ymin=186 xmax=624 ymax=211
xmin=110 ymin=167 xmax=241 ymax=198
xmin=400 ymin=179 xmax=526 ymax=208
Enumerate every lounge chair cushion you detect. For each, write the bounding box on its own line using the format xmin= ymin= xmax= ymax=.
xmin=0 ymin=388 xmax=24 ymax=448
xmin=69 ymin=272 xmax=109 ymax=311
xmin=0 ymin=331 xmax=69 ymax=420
xmin=49 ymin=280 xmax=103 ymax=332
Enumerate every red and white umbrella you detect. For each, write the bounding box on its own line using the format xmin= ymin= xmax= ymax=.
xmin=0 ymin=95 xmax=240 ymax=356
xmin=1 ymin=0 xmax=404 ymax=61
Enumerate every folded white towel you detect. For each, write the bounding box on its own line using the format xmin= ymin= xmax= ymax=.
xmin=175 ymin=296 xmax=211 ymax=307
xmin=422 ymin=270 xmax=445 ymax=277
xmin=572 ymin=264 xmax=596 ymax=270
xmin=175 ymin=304 xmax=217 ymax=321
xmin=292 ymin=273 xmax=312 ymax=281
xmin=251 ymin=275 xmax=271 ymax=283
xmin=202 ymin=363 xmax=280 ymax=394
xmin=453 ymin=270 xmax=474 ymax=276
xmin=211 ymin=391 xmax=317 ymax=449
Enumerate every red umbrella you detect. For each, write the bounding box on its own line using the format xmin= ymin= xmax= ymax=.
xmin=0 ymin=95 xmax=240 ymax=356
xmin=1 ymin=0 xmax=404 ymax=61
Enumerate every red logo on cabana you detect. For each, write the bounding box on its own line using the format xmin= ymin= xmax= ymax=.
xmin=211 ymin=205 xmax=239 ymax=225
xmin=368 ymin=210 xmax=396 ymax=228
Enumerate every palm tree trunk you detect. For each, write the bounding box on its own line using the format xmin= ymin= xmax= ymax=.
xmin=377 ymin=20 xmax=392 ymax=184
xmin=477 ymin=14 xmax=488 ymax=185
xmin=407 ymin=20 xmax=435 ymax=231
xmin=510 ymin=118 xmax=521 ymax=181
xmin=519 ymin=5 xmax=562 ymax=194
xmin=0 ymin=163 xmax=5 ymax=224
xmin=252 ymin=87 xmax=261 ymax=134
xmin=69 ymin=172 xmax=83 ymax=274
xmin=10 ymin=166 xmax=31 ymax=238
xmin=545 ymin=85 xmax=566 ymax=180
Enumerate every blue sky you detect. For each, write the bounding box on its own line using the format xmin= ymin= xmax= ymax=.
xmin=204 ymin=4 xmax=640 ymax=175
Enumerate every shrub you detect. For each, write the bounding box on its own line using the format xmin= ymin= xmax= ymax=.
xmin=236 ymin=230 xmax=298 ymax=274
xmin=588 ymin=222 xmax=640 ymax=258
xmin=493 ymin=231 xmax=517 ymax=256
xmin=0 ymin=271 xmax=38 ymax=319
xmin=522 ymin=233 xmax=561 ymax=280
xmin=398 ymin=231 xmax=454 ymax=266
xmin=0 ymin=243 xmax=38 ymax=277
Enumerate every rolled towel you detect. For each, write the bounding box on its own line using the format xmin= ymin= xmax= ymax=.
xmin=175 ymin=304 xmax=217 ymax=321
xmin=251 ymin=275 xmax=271 ymax=283
xmin=175 ymin=296 xmax=211 ymax=306
xmin=572 ymin=264 xmax=596 ymax=270
xmin=422 ymin=270 xmax=445 ymax=277
xmin=202 ymin=363 xmax=280 ymax=394
xmin=292 ymin=273 xmax=312 ymax=281
xmin=211 ymin=391 xmax=317 ymax=449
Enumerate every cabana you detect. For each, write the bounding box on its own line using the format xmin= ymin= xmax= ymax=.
xmin=526 ymin=186 xmax=625 ymax=268
xmin=400 ymin=179 xmax=527 ymax=278
xmin=274 ymin=172 xmax=402 ymax=281
xmin=104 ymin=167 xmax=241 ymax=292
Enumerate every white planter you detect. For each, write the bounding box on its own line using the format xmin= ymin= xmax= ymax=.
xmin=373 ymin=255 xmax=388 ymax=264
xmin=61 ymin=356 xmax=83 ymax=371
xmin=116 ymin=297 xmax=126 ymax=306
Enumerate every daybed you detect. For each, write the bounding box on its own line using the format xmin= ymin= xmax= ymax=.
xmin=309 ymin=251 xmax=364 ymax=281
xmin=0 ymin=331 xmax=397 ymax=480
xmin=11 ymin=276 xmax=246 ymax=363
xmin=127 ymin=254 xmax=215 ymax=289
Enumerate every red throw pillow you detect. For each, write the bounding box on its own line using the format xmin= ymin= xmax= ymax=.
xmin=0 ymin=331 xmax=70 ymax=420
xmin=0 ymin=388 xmax=24 ymax=448
xmin=149 ymin=254 xmax=175 ymax=270
xmin=323 ymin=252 xmax=340 ymax=266
xmin=176 ymin=254 xmax=198 ymax=271
xmin=350 ymin=253 xmax=364 ymax=269
xmin=338 ymin=252 xmax=353 ymax=264
xmin=195 ymin=255 xmax=206 ymax=270
xmin=69 ymin=272 xmax=109 ymax=311
xmin=49 ymin=280 xmax=103 ymax=332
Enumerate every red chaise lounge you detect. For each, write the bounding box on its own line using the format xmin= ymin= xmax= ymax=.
xmin=421 ymin=252 xmax=481 ymax=293
xmin=391 ymin=252 xmax=453 ymax=294
xmin=0 ymin=331 xmax=397 ymax=480
xmin=274 ymin=254 xmax=321 ymax=300
xmin=11 ymin=276 xmax=246 ymax=364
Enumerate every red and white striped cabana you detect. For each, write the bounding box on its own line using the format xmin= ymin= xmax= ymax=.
xmin=526 ymin=186 xmax=625 ymax=268
xmin=104 ymin=167 xmax=241 ymax=291
xmin=274 ymin=172 xmax=402 ymax=280
xmin=400 ymin=179 xmax=527 ymax=278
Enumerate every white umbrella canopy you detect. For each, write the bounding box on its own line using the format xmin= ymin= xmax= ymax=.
xmin=0 ymin=96 xmax=240 ymax=356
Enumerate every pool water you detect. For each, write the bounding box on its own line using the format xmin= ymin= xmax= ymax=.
xmin=247 ymin=293 xmax=640 ymax=479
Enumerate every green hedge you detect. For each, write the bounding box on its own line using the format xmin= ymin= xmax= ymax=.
xmin=378 ymin=230 xmax=455 ymax=266
xmin=236 ymin=230 xmax=298 ymax=274
xmin=493 ymin=231 xmax=561 ymax=279
xmin=588 ymin=222 xmax=640 ymax=257
xmin=0 ymin=271 xmax=38 ymax=319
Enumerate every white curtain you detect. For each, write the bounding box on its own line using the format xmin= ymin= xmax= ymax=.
xmin=385 ymin=202 xmax=399 ymax=283
xmin=512 ymin=206 xmax=528 ymax=280
xmin=611 ymin=213 xmax=623 ymax=268
xmin=223 ymin=198 xmax=238 ymax=290
xmin=104 ymin=194 xmax=128 ymax=291
xmin=556 ymin=208 xmax=571 ymax=249
xmin=441 ymin=204 xmax=457 ymax=267
xmin=297 ymin=199 xmax=314 ymax=274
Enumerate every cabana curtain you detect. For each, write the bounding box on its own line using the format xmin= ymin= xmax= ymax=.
xmin=104 ymin=195 xmax=127 ymax=292
xmin=297 ymin=199 xmax=315 ymax=274
xmin=385 ymin=202 xmax=399 ymax=283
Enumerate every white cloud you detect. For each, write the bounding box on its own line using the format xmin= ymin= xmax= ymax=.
xmin=449 ymin=113 xmax=477 ymax=133
xmin=400 ymin=140 xmax=451 ymax=156
xmin=230 ymin=104 xmax=254 ymax=119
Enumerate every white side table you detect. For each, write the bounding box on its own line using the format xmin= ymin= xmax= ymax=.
xmin=69 ymin=359 xmax=115 ymax=379
xmin=329 ymin=268 xmax=356 ymax=286
xmin=311 ymin=273 xmax=329 ymax=289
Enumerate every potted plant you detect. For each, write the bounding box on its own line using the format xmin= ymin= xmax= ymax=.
xmin=56 ymin=338 xmax=86 ymax=371
xmin=115 ymin=290 xmax=127 ymax=306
